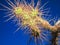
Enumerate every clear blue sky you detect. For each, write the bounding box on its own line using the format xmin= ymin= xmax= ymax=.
xmin=0 ymin=0 xmax=60 ymax=45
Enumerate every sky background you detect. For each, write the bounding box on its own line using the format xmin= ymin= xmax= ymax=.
xmin=0 ymin=0 xmax=60 ymax=45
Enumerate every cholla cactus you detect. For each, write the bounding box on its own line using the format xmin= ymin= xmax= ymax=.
xmin=0 ymin=0 xmax=60 ymax=45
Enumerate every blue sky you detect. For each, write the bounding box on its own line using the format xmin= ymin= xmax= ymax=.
xmin=0 ymin=0 xmax=60 ymax=45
